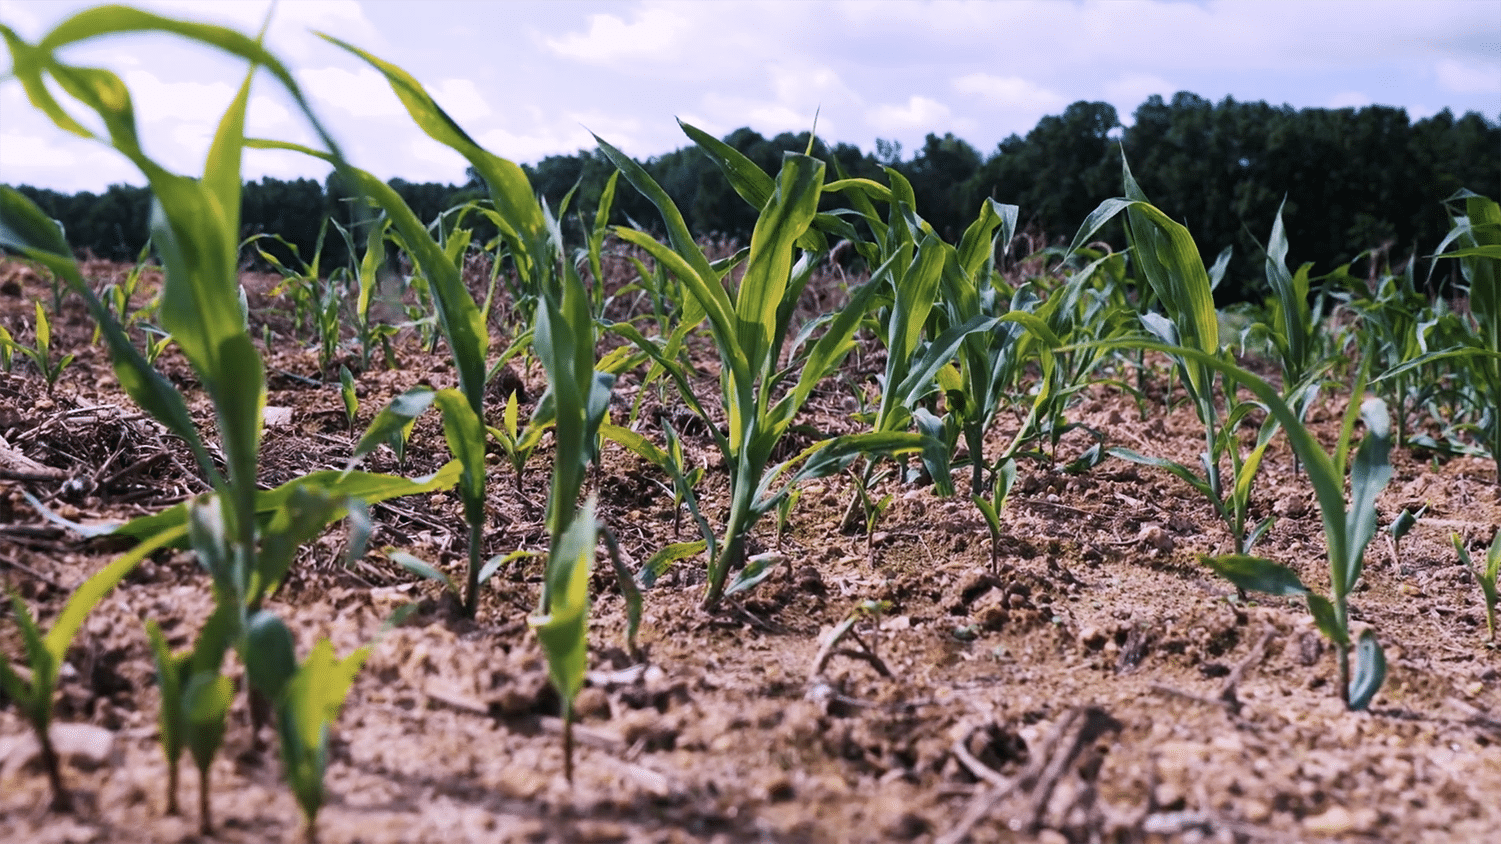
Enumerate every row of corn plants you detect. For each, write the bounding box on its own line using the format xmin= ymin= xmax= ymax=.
xmin=3 ymin=6 xmax=1499 ymax=839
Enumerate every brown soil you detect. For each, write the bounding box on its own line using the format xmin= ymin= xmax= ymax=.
xmin=1 ymin=255 xmax=1498 ymax=844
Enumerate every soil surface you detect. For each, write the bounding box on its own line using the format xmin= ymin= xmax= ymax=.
xmin=1 ymin=255 xmax=1498 ymax=844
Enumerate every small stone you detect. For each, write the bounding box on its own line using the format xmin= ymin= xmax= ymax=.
xmin=760 ymin=774 xmax=795 ymax=802
xmin=1137 ymin=524 xmax=1174 ymax=553
xmin=1079 ymin=625 xmax=1107 ymax=650
xmin=1302 ymin=806 xmax=1355 ymax=835
xmin=973 ymin=594 xmax=1009 ymax=631
xmin=1036 ymin=830 xmax=1069 ymax=844
xmin=1 ymin=723 xmax=117 ymax=779
xmin=1274 ymin=496 xmax=1308 ymax=518
xmin=574 ymin=686 xmax=611 ymax=721
xmin=1242 ymin=798 xmax=1272 ymax=823
xmin=572 ymin=820 xmax=627 ymax=842
xmin=887 ymin=812 xmax=930 ymax=840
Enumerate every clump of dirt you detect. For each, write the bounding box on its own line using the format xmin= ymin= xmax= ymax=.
xmin=2 ymin=257 xmax=1498 ymax=843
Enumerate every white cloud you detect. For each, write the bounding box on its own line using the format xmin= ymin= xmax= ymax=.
xmin=1327 ymin=90 xmax=1373 ymax=109
xmin=868 ymin=96 xmax=952 ymax=133
xmin=296 ymin=66 xmax=405 ymax=118
xmin=953 ymin=74 xmax=1067 ymax=112
xmin=248 ymin=94 xmax=292 ymax=130
xmin=406 ymin=135 xmax=468 ymax=173
xmin=1103 ymin=73 xmax=1175 ymax=109
xmin=1436 ymin=59 xmax=1501 ymax=94
xmin=0 ymin=0 xmax=43 ymax=40
xmin=123 ymin=70 xmax=237 ymax=124
xmin=430 ymin=79 xmax=491 ymax=123
xmin=545 ymin=5 xmax=690 ymax=64
xmin=476 ymin=119 xmax=609 ymax=164
xmin=1 ymin=131 xmax=77 ymax=168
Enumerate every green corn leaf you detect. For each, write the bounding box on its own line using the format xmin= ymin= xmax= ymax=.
xmin=109 ymin=462 xmax=460 ymax=545
xmin=145 ymin=621 xmax=189 ymax=765
xmin=388 ymin=551 xmax=457 ymax=594
xmin=339 ymin=365 xmax=358 ymax=427
xmin=724 ymin=552 xmax=782 ymax=598
xmin=1346 ymin=629 xmax=1386 ymax=711
xmin=678 ymin=119 xmax=775 ymax=210
xmin=183 ymin=672 xmax=233 ymax=774
xmin=735 ymin=155 xmax=828 ymax=384
xmin=477 ymin=550 xmax=536 ymax=591
xmin=593 ymin=132 xmax=714 ymax=327
xmin=318 ymin=34 xmax=542 ymax=246
xmin=1 ymin=594 xmax=51 ymax=724
xmin=254 ymin=485 xmax=347 ymax=601
xmin=636 ymin=541 xmax=708 ymax=590
xmin=32 ymin=301 xmax=50 ymax=353
xmin=1201 ymin=554 xmax=1310 ymax=597
xmin=1111 ymin=448 xmax=1217 ymax=501
xmin=531 ymin=499 xmax=597 ymax=703
xmin=244 ymin=610 xmax=298 ymax=702
xmin=1388 ymin=507 xmax=1420 ymax=541
xmin=1305 ymin=593 xmax=1349 ymax=647
xmin=955 ymin=198 xmax=1018 ymax=282
xmin=972 ymin=496 xmax=1001 ymax=536
xmin=431 ymin=389 xmax=487 ymax=505
xmin=349 ymin=387 xmax=438 ymax=466
xmin=1343 ymin=398 xmax=1392 ymax=591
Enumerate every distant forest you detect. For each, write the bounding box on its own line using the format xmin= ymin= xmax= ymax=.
xmin=7 ymin=92 xmax=1498 ymax=301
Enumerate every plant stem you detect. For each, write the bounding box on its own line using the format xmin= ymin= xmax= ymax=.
xmin=198 ymin=764 xmax=213 ymax=836
xmin=38 ymin=726 xmax=72 ymax=813
xmin=463 ymin=515 xmax=483 ymax=617
xmin=166 ymin=757 xmax=180 ymax=815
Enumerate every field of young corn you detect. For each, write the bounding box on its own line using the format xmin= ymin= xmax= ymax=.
xmin=2 ymin=7 xmax=1500 ymax=844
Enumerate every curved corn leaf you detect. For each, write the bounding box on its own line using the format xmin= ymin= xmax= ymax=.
xmin=1347 ymin=629 xmax=1386 ymax=711
xmin=1201 ymin=554 xmax=1308 ymax=596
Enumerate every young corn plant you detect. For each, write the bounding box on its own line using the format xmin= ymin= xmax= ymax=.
xmin=1254 ymin=199 xmax=1325 ymax=411
xmin=1407 ymin=191 xmax=1500 ymax=483
xmin=1068 ymin=156 xmax=1280 ymax=558
xmin=1200 ymin=372 xmax=1393 ymax=710
xmin=243 ymin=613 xmax=370 ymax=844
xmin=1453 ymin=530 xmax=1500 ymax=643
xmin=597 ymin=130 xmax=945 ymax=609
xmin=1 ymin=300 xmax=76 ymax=392
xmin=144 ymin=605 xmax=234 ymax=831
xmin=0 ymin=527 xmax=186 ymax=811
xmin=1 ymin=10 xmax=449 ymax=827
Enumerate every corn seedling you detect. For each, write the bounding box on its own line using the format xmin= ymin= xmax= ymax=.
xmin=2 ymin=300 xmax=76 ymax=392
xmin=1168 ymin=359 xmax=1395 ymax=711
xmin=1453 ymin=530 xmax=1500 ymax=643
xmin=530 ymin=498 xmax=599 ymax=781
xmin=1071 ymin=157 xmax=1280 ymax=557
xmin=972 ymin=457 xmax=1018 ymax=572
xmin=488 ymin=389 xmax=547 ymax=494
xmin=0 ymin=12 xmax=469 ymax=829
xmin=846 ymin=463 xmax=895 ymax=559
xmin=1386 ymin=504 xmax=1425 ymax=569
xmin=242 ymin=613 xmax=370 ymax=844
xmin=338 ymin=364 xmax=358 ymax=431
xmin=144 ymin=605 xmax=234 ymax=831
xmin=598 ymin=130 xmax=945 ymax=608
xmin=0 ymin=525 xmax=185 ymax=811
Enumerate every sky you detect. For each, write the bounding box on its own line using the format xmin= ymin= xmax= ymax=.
xmin=1 ymin=0 xmax=1497 ymax=194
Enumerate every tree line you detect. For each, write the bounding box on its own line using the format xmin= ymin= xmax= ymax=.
xmin=7 ymin=92 xmax=1496 ymax=301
